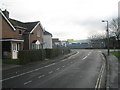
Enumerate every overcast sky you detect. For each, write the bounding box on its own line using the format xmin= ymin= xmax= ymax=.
xmin=0 ymin=0 xmax=119 ymax=40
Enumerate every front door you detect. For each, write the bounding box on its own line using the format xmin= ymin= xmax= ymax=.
xmin=12 ymin=43 xmax=18 ymax=59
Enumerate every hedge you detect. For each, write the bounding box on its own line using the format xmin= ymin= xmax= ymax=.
xmin=62 ymin=47 xmax=71 ymax=55
xmin=18 ymin=49 xmax=46 ymax=64
xmin=45 ymin=47 xmax=70 ymax=59
xmin=18 ymin=48 xmax=70 ymax=64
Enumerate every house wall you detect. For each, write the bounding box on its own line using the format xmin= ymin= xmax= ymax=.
xmin=29 ymin=24 xmax=43 ymax=49
xmin=43 ymin=35 xmax=52 ymax=49
xmin=2 ymin=41 xmax=23 ymax=59
xmin=22 ymin=34 xmax=29 ymax=50
xmin=2 ymin=15 xmax=23 ymax=58
xmin=2 ymin=41 xmax=11 ymax=58
xmin=0 ymin=14 xmax=2 ymax=59
xmin=2 ymin=17 xmax=22 ymax=39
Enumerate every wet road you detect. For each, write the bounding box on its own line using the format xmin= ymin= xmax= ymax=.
xmin=2 ymin=49 xmax=106 ymax=88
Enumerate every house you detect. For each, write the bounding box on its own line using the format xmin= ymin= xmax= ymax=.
xmin=61 ymin=41 xmax=68 ymax=47
xmin=1 ymin=9 xmax=52 ymax=59
xmin=9 ymin=19 xmax=44 ymax=50
xmin=52 ymin=38 xmax=61 ymax=47
xmin=0 ymin=9 xmax=24 ymax=59
xmin=43 ymin=30 xmax=52 ymax=49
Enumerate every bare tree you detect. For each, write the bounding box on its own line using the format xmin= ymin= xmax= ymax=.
xmin=88 ymin=33 xmax=107 ymax=48
xmin=109 ymin=18 xmax=120 ymax=48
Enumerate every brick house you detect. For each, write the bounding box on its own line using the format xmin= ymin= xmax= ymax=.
xmin=1 ymin=9 xmax=49 ymax=59
xmin=0 ymin=10 xmax=24 ymax=59
xmin=9 ymin=19 xmax=44 ymax=50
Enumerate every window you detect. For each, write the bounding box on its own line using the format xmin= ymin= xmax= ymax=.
xmin=3 ymin=51 xmax=8 ymax=56
xmin=19 ymin=30 xmax=22 ymax=35
xmin=37 ymin=30 xmax=40 ymax=37
xmin=18 ymin=28 xmax=25 ymax=35
xmin=32 ymin=43 xmax=35 ymax=49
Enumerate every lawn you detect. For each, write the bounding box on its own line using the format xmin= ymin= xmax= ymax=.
xmin=111 ymin=51 xmax=120 ymax=60
xmin=2 ymin=59 xmax=20 ymax=65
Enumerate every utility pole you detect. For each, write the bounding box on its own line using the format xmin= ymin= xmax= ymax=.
xmin=102 ymin=20 xmax=110 ymax=56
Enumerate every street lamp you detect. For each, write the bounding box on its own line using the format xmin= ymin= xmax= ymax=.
xmin=102 ymin=20 xmax=110 ymax=56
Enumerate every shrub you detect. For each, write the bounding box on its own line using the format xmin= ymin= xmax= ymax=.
xmin=62 ymin=47 xmax=71 ymax=55
xmin=18 ymin=48 xmax=70 ymax=64
xmin=45 ymin=47 xmax=70 ymax=59
xmin=18 ymin=49 xmax=46 ymax=64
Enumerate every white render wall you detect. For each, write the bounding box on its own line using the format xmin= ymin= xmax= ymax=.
xmin=43 ymin=35 xmax=52 ymax=49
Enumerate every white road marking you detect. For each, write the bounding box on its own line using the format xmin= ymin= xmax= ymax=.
xmin=61 ymin=59 xmax=67 ymax=62
xmin=1 ymin=51 xmax=79 ymax=82
xmin=98 ymin=64 xmax=105 ymax=88
xmin=48 ymin=71 xmax=53 ymax=74
xmin=1 ymin=63 xmax=56 ymax=82
xmin=24 ymin=80 xmax=32 ymax=85
xmin=101 ymin=54 xmax=105 ymax=61
xmin=1 ymin=70 xmax=36 ymax=82
xmin=82 ymin=51 xmax=92 ymax=60
xmin=97 ymin=53 xmax=106 ymax=88
xmin=68 ymin=51 xmax=79 ymax=59
xmin=88 ymin=52 xmax=91 ymax=56
xmin=44 ymin=63 xmax=56 ymax=68
xmin=56 ymin=68 xmax=60 ymax=70
xmin=38 ymin=75 xmax=45 ymax=78
xmin=82 ymin=56 xmax=88 ymax=60
xmin=95 ymin=63 xmax=105 ymax=89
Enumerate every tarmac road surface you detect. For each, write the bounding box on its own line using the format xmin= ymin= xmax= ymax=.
xmin=2 ymin=49 xmax=106 ymax=88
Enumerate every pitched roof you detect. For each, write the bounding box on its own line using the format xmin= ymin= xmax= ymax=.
xmin=0 ymin=9 xmax=16 ymax=30
xmin=44 ymin=30 xmax=52 ymax=36
xmin=1 ymin=9 xmax=45 ymax=34
xmin=52 ymin=38 xmax=60 ymax=42
xmin=9 ymin=18 xmax=39 ymax=33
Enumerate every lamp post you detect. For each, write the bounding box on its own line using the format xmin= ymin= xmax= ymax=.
xmin=102 ymin=20 xmax=110 ymax=56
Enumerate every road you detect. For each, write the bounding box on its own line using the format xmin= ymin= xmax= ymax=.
xmin=2 ymin=49 xmax=106 ymax=88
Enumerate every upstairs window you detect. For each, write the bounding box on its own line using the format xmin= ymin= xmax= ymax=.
xmin=19 ymin=30 xmax=22 ymax=35
xmin=37 ymin=30 xmax=40 ymax=37
xmin=19 ymin=29 xmax=24 ymax=35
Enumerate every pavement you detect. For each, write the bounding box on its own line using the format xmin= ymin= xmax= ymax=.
xmin=2 ymin=64 xmax=20 ymax=71
xmin=103 ymin=52 xmax=119 ymax=89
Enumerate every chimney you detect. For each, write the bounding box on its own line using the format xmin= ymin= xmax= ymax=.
xmin=2 ymin=9 xmax=9 ymax=18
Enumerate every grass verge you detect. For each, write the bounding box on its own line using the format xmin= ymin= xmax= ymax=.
xmin=2 ymin=59 xmax=20 ymax=65
xmin=111 ymin=51 xmax=120 ymax=60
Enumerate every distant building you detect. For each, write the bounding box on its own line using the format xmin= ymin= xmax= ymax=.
xmin=61 ymin=41 xmax=69 ymax=47
xmin=67 ymin=39 xmax=74 ymax=41
xmin=67 ymin=42 xmax=92 ymax=49
xmin=52 ymin=38 xmax=61 ymax=47
xmin=67 ymin=39 xmax=92 ymax=49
